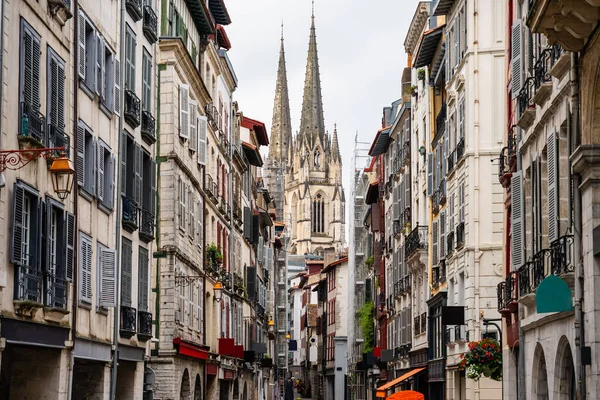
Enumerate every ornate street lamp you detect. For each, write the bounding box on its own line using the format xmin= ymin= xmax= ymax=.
xmin=49 ymin=154 xmax=75 ymax=200
xmin=214 ymin=281 xmax=224 ymax=303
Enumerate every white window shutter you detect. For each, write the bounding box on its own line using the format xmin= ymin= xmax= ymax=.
xmin=78 ymin=12 xmax=86 ymax=79
xmin=198 ymin=116 xmax=208 ymax=165
xmin=179 ymin=84 xmax=190 ymax=139
xmin=258 ymin=237 xmax=264 ymax=264
xmin=114 ymin=58 xmax=121 ymax=115
xmin=511 ymin=171 xmax=525 ymax=269
xmin=547 ymin=132 xmax=559 ymax=243
xmin=189 ymin=100 xmax=198 ymax=153
xmin=197 ymin=196 xmax=203 ymax=248
xmin=99 ymin=247 xmax=117 ymax=307
xmin=427 ymin=153 xmax=433 ymax=197
xmin=511 ymin=20 xmax=523 ymax=99
xmin=97 ymin=142 xmax=105 ymax=202
xmin=432 ymin=220 xmax=438 ymax=266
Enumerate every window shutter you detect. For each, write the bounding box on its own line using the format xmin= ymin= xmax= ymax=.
xmin=76 ymin=122 xmax=85 ymax=186
xmin=459 ymin=183 xmax=465 ymax=221
xmin=196 ymin=197 xmax=202 ymax=247
xmin=89 ymin=137 xmax=97 ymax=196
xmin=188 ymin=189 xmax=194 ymax=237
xmin=405 ymin=173 xmax=411 ymax=216
xmin=179 ymin=84 xmax=190 ymax=139
xmin=198 ymin=116 xmax=207 ymax=165
xmin=95 ymin=34 xmax=104 ymax=97
xmin=142 ymin=52 xmax=152 ymax=111
xmin=10 ymin=183 xmax=25 ymax=265
xmin=547 ymin=133 xmax=559 ymax=243
xmin=197 ymin=281 xmax=203 ymax=331
xmin=511 ymin=171 xmax=525 ymax=269
xmin=114 ymin=58 xmax=121 ymax=115
xmin=99 ymin=246 xmax=117 ymax=307
xmin=440 ymin=211 xmax=446 ymax=258
xmin=257 ymin=237 xmax=264 ymax=263
xmin=57 ymin=60 xmax=65 ymax=130
xmin=138 ymin=247 xmax=149 ymax=311
xmin=134 ymin=143 xmax=143 ymax=204
xmin=121 ymin=238 xmax=133 ymax=306
xmin=189 ymin=100 xmax=198 ymax=153
xmin=120 ymin=132 xmax=127 ymax=195
xmin=107 ymin=155 xmax=116 ymax=209
xmin=150 ymin=159 xmax=157 ymax=216
xmin=19 ymin=22 xmax=41 ymax=111
xmin=126 ymin=29 xmax=136 ymax=91
xmin=78 ymin=12 xmax=86 ymax=79
xmin=79 ymin=234 xmax=93 ymax=303
xmin=97 ymin=142 xmax=105 ymax=202
xmin=432 ymin=220 xmax=438 ymax=265
xmin=65 ymin=212 xmax=75 ymax=281
xmin=243 ymin=207 xmax=252 ymax=241
xmin=450 ymin=191 xmax=455 ymax=232
xmin=48 ymin=54 xmax=58 ymax=129
xmin=511 ymin=20 xmax=523 ymax=99
xmin=427 ymin=153 xmax=433 ymax=197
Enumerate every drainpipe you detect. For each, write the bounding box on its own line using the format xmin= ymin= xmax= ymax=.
xmin=153 ymin=63 xmax=163 ymax=357
xmin=570 ymin=51 xmax=586 ymax=400
xmin=67 ymin=1 xmax=81 ymax=398
xmin=0 ymin=0 xmax=4 ymax=154
xmin=110 ymin=0 xmax=127 ymax=397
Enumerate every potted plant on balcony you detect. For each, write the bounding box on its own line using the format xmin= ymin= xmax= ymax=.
xmin=460 ymin=338 xmax=502 ymax=381
xmin=418 ymin=68 xmax=426 ymax=81
xmin=365 ymin=256 xmax=374 ymax=269
xmin=206 ymin=244 xmax=222 ymax=272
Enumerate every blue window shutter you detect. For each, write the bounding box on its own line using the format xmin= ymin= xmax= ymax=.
xmin=511 ymin=171 xmax=525 ymax=269
xmin=11 ymin=183 xmax=25 ymax=265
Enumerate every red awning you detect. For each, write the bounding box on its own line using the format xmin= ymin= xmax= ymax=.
xmin=216 ymin=25 xmax=231 ymax=50
xmin=241 ymin=117 xmax=269 ymax=146
xmin=173 ymin=338 xmax=209 ymax=360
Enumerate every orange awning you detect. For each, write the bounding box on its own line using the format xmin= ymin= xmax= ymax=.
xmin=376 ymin=368 xmax=425 ymax=398
xmin=386 ymin=390 xmax=425 ymax=400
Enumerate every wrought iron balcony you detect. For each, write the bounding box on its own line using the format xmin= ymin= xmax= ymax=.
xmin=518 ymin=249 xmax=550 ymax=297
xmin=122 ymin=195 xmax=139 ymax=232
xmin=550 ymin=235 xmax=574 ymax=276
xmin=126 ymin=0 xmax=143 ymax=21
xmin=393 ymin=220 xmax=402 ymax=237
xmin=445 ymin=327 xmax=452 ymax=344
xmin=498 ymin=147 xmax=512 ymax=188
xmin=143 ymin=5 xmax=158 ymax=44
xmin=20 ymin=102 xmax=45 ymax=144
xmin=138 ymin=310 xmax=153 ymax=341
xmin=47 ymin=123 xmax=70 ymax=157
xmin=421 ymin=312 xmax=427 ymax=334
xmin=402 ymin=207 xmax=411 ymax=226
xmin=456 ymin=138 xmax=465 ymax=163
xmin=436 ymin=103 xmax=447 ymax=138
xmin=141 ymin=111 xmax=156 ymax=145
xmin=438 ymin=179 xmax=447 ymax=206
xmin=414 ymin=315 xmax=421 ymax=335
xmin=498 ymin=270 xmax=519 ymax=315
xmin=139 ymin=209 xmax=155 ymax=243
xmin=14 ymin=263 xmax=43 ymax=304
xmin=124 ymin=90 xmax=141 ymax=129
xmin=205 ymin=175 xmax=218 ymax=203
xmin=45 ymin=272 xmax=68 ymax=309
xmin=517 ymin=77 xmax=537 ymax=130
xmin=447 ymin=148 xmax=456 ymax=174
xmin=402 ymin=140 xmax=411 ymax=166
xmin=439 ymin=259 xmax=446 ymax=284
xmin=454 ymin=325 xmax=466 ymax=343
xmin=404 ymin=225 xmax=428 ymax=260
xmin=120 ymin=305 xmax=137 ymax=338
xmin=403 ymin=275 xmax=411 ymax=293
xmin=205 ymin=103 xmax=219 ymax=128
xmin=456 ymin=222 xmax=465 ymax=248
xmin=218 ymin=196 xmax=227 ymax=214
xmin=446 ymin=231 xmax=454 ymax=257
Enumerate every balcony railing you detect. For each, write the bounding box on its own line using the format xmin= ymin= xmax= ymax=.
xmin=141 ymin=111 xmax=156 ymax=144
xmin=405 ymin=225 xmax=428 ymax=260
xmin=456 ymin=222 xmax=465 ymax=248
xmin=519 ymin=249 xmax=550 ymax=296
xmin=139 ymin=209 xmax=155 ymax=243
xmin=403 ymin=275 xmax=411 ymax=293
xmin=455 ymin=325 xmax=466 ymax=343
xmin=124 ymin=90 xmax=141 ymax=128
xmin=126 ymin=0 xmax=143 ymax=21
xmin=122 ymin=195 xmax=139 ymax=232
xmin=393 ymin=220 xmax=402 ymax=237
xmin=205 ymin=103 xmax=219 ymax=128
xmin=120 ymin=305 xmax=137 ymax=338
xmin=45 ymin=272 xmax=68 ymax=309
xmin=445 ymin=327 xmax=452 ymax=344
xmin=421 ymin=312 xmax=427 ymax=334
xmin=534 ymin=47 xmax=553 ymax=90
xmin=402 ymin=140 xmax=411 ymax=166
xmin=20 ymin=102 xmax=45 ymax=144
xmin=447 ymin=148 xmax=456 ymax=174
xmin=517 ymin=77 xmax=537 ymax=119
xmin=14 ymin=263 xmax=43 ymax=304
xmin=497 ymin=270 xmax=519 ymax=313
xmin=219 ymin=197 xmax=227 ymax=214
xmin=138 ymin=310 xmax=153 ymax=341
xmin=446 ymin=231 xmax=454 ymax=257
xmin=456 ymin=138 xmax=465 ymax=163
xmin=436 ymin=103 xmax=447 ymax=137
xmin=47 ymin=123 xmax=70 ymax=157
xmin=438 ymin=179 xmax=447 ymax=205
xmin=143 ymin=5 xmax=158 ymax=43
xmin=414 ymin=315 xmax=421 ymax=335
xmin=402 ymin=207 xmax=411 ymax=226
xmin=550 ymin=235 xmax=574 ymax=276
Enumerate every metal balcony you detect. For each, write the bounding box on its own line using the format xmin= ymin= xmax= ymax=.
xmin=404 ymin=225 xmax=428 ymax=261
xmin=122 ymin=195 xmax=139 ymax=232
xmin=402 ymin=140 xmax=411 ymax=166
xmin=205 ymin=103 xmax=219 ymax=128
xmin=14 ymin=263 xmax=43 ymax=304
xmin=420 ymin=312 xmax=427 ymax=334
xmin=141 ymin=111 xmax=156 ymax=145
xmin=120 ymin=305 xmax=137 ymax=338
xmin=218 ymin=196 xmax=227 ymax=214
xmin=44 ymin=271 xmax=68 ymax=309
xmin=436 ymin=103 xmax=447 ymax=138
xmin=143 ymin=5 xmax=158 ymax=44
xmin=126 ymin=0 xmax=143 ymax=21
xmin=205 ymin=175 xmax=217 ymax=202
xmin=550 ymin=235 xmax=574 ymax=276
xmin=517 ymin=77 xmax=537 ymax=130
xmin=447 ymin=148 xmax=456 ymax=174
xmin=438 ymin=179 xmax=447 ymax=206
xmin=456 ymin=137 xmax=465 ymax=163
xmin=47 ymin=123 xmax=70 ymax=157
xmin=19 ymin=102 xmax=45 ymax=144
xmin=456 ymin=222 xmax=465 ymax=248
xmin=124 ymin=90 xmax=141 ymax=129
xmin=139 ymin=209 xmax=155 ymax=243
xmin=497 ymin=270 xmax=519 ymax=316
xmin=138 ymin=310 xmax=153 ymax=341
xmin=446 ymin=231 xmax=454 ymax=257
xmin=414 ymin=315 xmax=421 ymax=335
xmin=518 ymin=249 xmax=550 ymax=297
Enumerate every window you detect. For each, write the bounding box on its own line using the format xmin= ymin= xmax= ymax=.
xmin=97 ymin=242 xmax=116 ymax=308
xmin=79 ymin=232 xmax=93 ymax=303
xmin=138 ymin=246 xmax=149 ymax=311
xmin=77 ymin=121 xmax=96 ymax=195
xmin=121 ymin=237 xmax=133 ymax=307
xmin=19 ymin=19 xmax=42 ymax=139
xmin=78 ymin=11 xmax=98 ymax=91
xmin=125 ymin=24 xmax=136 ymax=91
xmin=458 ymin=98 xmax=465 ymax=140
xmin=47 ymin=47 xmax=66 ymax=144
xmin=142 ymin=49 xmax=152 ymax=112
xmin=97 ymin=140 xmax=115 ymax=211
xmin=197 ymin=280 xmax=203 ymax=332
xmin=178 ymin=177 xmax=187 ymax=233
xmin=101 ymin=43 xmax=117 ymax=113
xmin=312 ymin=193 xmax=325 ymax=233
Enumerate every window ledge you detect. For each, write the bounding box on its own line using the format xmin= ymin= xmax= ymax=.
xmin=100 ymin=102 xmax=114 ymax=119
xmin=96 ymin=306 xmax=109 ymax=316
xmin=79 ymin=81 xmax=96 ymax=101
xmin=14 ymin=299 xmax=43 ymax=318
xmin=79 ymin=187 xmax=95 ymax=203
xmin=98 ymin=202 xmax=114 ymax=216
xmin=78 ymin=301 xmax=92 ymax=310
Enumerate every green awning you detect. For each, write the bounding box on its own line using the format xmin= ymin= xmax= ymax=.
xmin=536 ymin=275 xmax=573 ymax=313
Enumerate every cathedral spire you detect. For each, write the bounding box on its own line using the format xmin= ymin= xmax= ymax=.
xmin=331 ymin=123 xmax=341 ymax=163
xmin=269 ymin=22 xmax=293 ymax=164
xmin=298 ymin=6 xmax=326 ymax=149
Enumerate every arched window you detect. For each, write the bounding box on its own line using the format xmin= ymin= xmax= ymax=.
xmin=314 ymin=150 xmax=321 ymax=167
xmin=312 ymin=193 xmax=325 ymax=233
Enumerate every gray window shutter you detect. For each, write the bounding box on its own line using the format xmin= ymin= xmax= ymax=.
xmin=78 ymin=12 xmax=86 ymax=79
xmin=142 ymin=51 xmax=151 ymax=111
xmin=77 ymin=122 xmax=85 ymax=187
xmin=150 ymin=159 xmax=157 ymax=216
xmin=511 ymin=171 xmax=525 ymax=269
xmin=198 ymin=116 xmax=208 ymax=165
xmin=440 ymin=211 xmax=446 ymax=258
xmin=120 ymin=131 xmax=127 ymax=196
xmin=107 ymin=155 xmax=116 ymax=209
xmin=244 ymin=207 xmax=252 ymax=241
xmin=511 ymin=20 xmax=523 ymax=99
xmin=459 ymin=183 xmax=465 ymax=221
xmin=432 ymin=220 xmax=438 ymax=265
xmin=95 ymin=33 xmax=104 ymax=97
xmin=189 ymin=100 xmax=198 ymax=153
xmin=138 ymin=247 xmax=149 ymax=311
xmin=99 ymin=245 xmax=117 ymax=308
xmin=197 ymin=281 xmax=203 ymax=331
xmin=11 ymin=183 xmax=25 ymax=265
xmin=114 ymin=58 xmax=121 ymax=115
xmin=97 ymin=142 xmax=105 ymax=202
xmin=405 ymin=173 xmax=411 ymax=215
xmin=247 ymin=265 xmax=257 ymax=301
xmin=125 ymin=28 xmax=136 ymax=90
xmin=257 ymin=237 xmax=264 ymax=263
xmin=21 ymin=21 xmax=41 ymax=111
xmin=427 ymin=153 xmax=433 ymax=197
xmin=449 ymin=191 xmax=455 ymax=232
xmin=179 ymin=84 xmax=190 ymax=139
xmin=134 ymin=143 xmax=143 ymax=204
xmin=547 ymin=133 xmax=559 ymax=243
xmin=121 ymin=237 xmax=133 ymax=306
xmin=65 ymin=212 xmax=75 ymax=281
xmin=188 ymin=189 xmax=194 ymax=237
xmin=89 ymin=137 xmax=97 ymax=196
xmin=79 ymin=233 xmax=93 ymax=303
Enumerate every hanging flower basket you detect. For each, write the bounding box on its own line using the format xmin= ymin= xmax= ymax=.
xmin=460 ymin=339 xmax=502 ymax=381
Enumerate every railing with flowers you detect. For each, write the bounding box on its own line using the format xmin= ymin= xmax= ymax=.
xmin=460 ymin=339 xmax=502 ymax=381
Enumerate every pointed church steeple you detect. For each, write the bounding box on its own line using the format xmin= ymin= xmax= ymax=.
xmin=331 ymin=123 xmax=341 ymax=163
xmin=269 ymin=22 xmax=293 ymax=164
xmin=298 ymin=6 xmax=326 ymax=149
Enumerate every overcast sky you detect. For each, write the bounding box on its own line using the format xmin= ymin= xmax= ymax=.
xmin=226 ymin=0 xmax=421 ymax=240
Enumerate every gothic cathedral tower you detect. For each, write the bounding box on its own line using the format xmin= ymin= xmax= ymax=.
xmin=267 ymin=10 xmax=345 ymax=256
